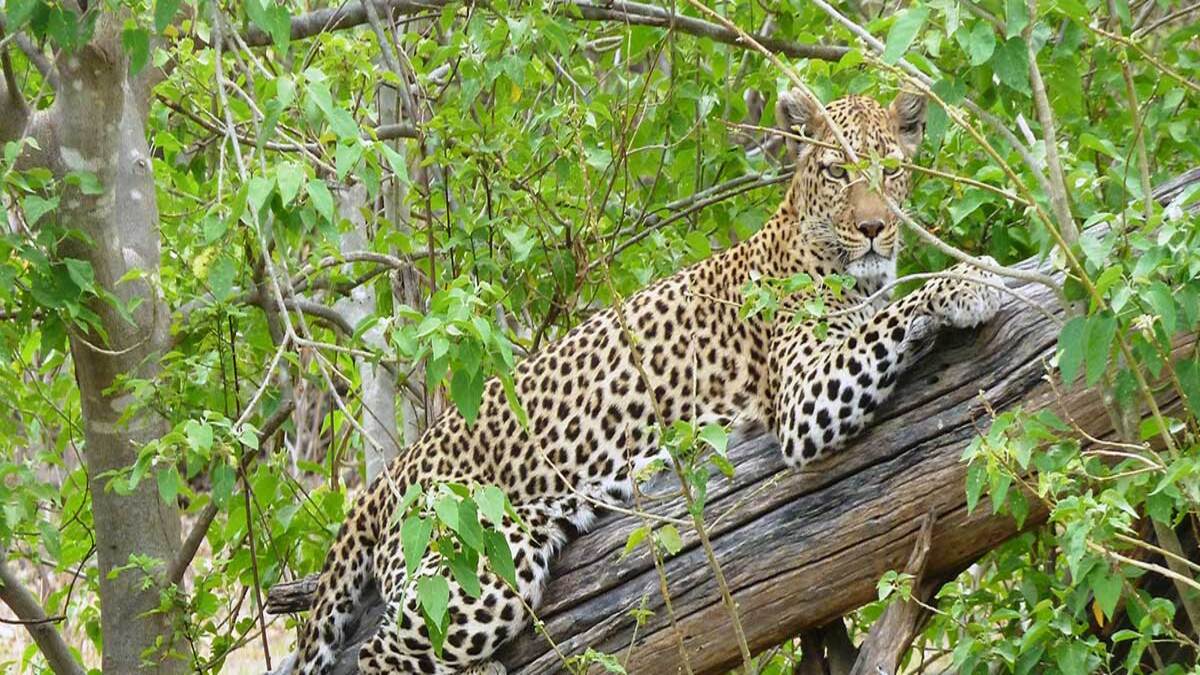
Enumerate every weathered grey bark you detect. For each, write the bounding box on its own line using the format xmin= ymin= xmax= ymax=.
xmin=1 ymin=14 xmax=185 ymax=674
xmin=845 ymin=512 xmax=936 ymax=675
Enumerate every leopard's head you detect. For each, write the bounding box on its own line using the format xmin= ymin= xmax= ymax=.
xmin=775 ymin=90 xmax=927 ymax=285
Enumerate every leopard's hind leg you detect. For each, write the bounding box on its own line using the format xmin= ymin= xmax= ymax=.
xmin=358 ymin=514 xmax=559 ymax=675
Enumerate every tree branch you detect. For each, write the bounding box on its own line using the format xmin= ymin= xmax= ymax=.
xmin=847 ymin=510 xmax=938 ymax=675
xmin=240 ymin=0 xmax=847 ymax=62
xmin=0 ymin=553 xmax=86 ymax=675
xmin=0 ymin=15 xmax=57 ymax=89
xmin=166 ymin=397 xmax=296 ymax=587
xmin=0 ymin=22 xmax=32 ymax=149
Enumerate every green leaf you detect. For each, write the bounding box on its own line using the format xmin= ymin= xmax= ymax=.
xmin=1145 ymin=281 xmax=1176 ymax=335
xmin=5 ymin=0 xmax=41 ymax=29
xmin=417 ymin=575 xmax=450 ymax=629
xmin=237 ymin=425 xmax=260 ymax=450
xmin=456 ymin=499 xmax=485 ymax=552
xmin=245 ymin=0 xmax=291 ymax=52
xmin=622 ymin=525 xmax=650 ymax=558
xmin=882 ymin=6 xmax=930 ymax=64
xmin=991 ymin=38 xmax=1031 ymax=94
xmin=583 ymin=145 xmax=612 ymax=170
xmin=958 ymin=22 xmax=996 ymax=66
xmin=710 ymin=453 xmax=735 ymax=478
xmin=1092 ymin=569 xmax=1122 ymax=621
xmin=450 ymin=368 xmax=485 ymax=425
xmin=1084 ymin=312 xmax=1117 ymax=386
xmin=184 ymin=420 xmax=214 ymax=452
xmin=307 ymin=179 xmax=335 ymax=224
xmin=434 ymin=495 xmax=460 ymax=532
xmin=154 ymin=0 xmax=183 ymax=32
xmin=1049 ymin=0 xmax=1089 ymax=21
xmin=202 ymin=214 xmax=227 ymax=244
xmin=949 ymin=189 xmax=989 ymax=224
xmin=657 ymin=524 xmax=683 ymax=555
xmin=1053 ymin=641 xmax=1088 ymax=675
xmin=1093 ymin=266 xmax=1124 ymax=302
xmin=307 ymin=81 xmax=359 ymax=139
xmin=275 ymin=162 xmax=305 ymax=207
xmin=1177 ymin=360 xmax=1200 ymax=417
xmin=965 ymin=461 xmax=986 ymax=513
xmin=401 ymin=515 xmax=433 ymax=578
xmin=989 ymin=469 xmax=1012 ymax=514
xmin=379 ymin=143 xmax=411 ymax=185
xmin=66 ymin=170 xmax=104 ymax=195
xmin=211 ymin=462 xmax=236 ymax=507
xmin=63 ymin=258 xmax=95 ymax=293
xmin=121 ymin=26 xmax=150 ymax=77
xmin=502 ymin=225 xmax=536 ymax=263
xmin=23 ymin=195 xmax=59 ymax=226
xmin=1005 ymin=0 xmax=1029 ymax=38
xmin=335 ymin=142 xmax=365 ymax=180
xmin=157 ymin=466 xmax=181 ymax=505
xmin=698 ymin=424 xmax=728 ymax=455
xmin=1057 ymin=315 xmax=1085 ymax=384
xmin=448 ymin=550 xmax=482 ymax=598
xmin=208 ymin=255 xmax=238 ymax=302
xmin=392 ymin=483 xmax=424 ymax=522
xmin=474 ymin=486 xmax=506 ymax=526
xmin=247 ymin=176 xmax=275 ymax=216
xmin=483 ymin=530 xmax=517 ymax=588
xmin=39 ymin=520 xmax=61 ymax=561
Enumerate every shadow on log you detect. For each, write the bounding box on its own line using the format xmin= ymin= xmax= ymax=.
xmin=266 ymin=170 xmax=1200 ymax=675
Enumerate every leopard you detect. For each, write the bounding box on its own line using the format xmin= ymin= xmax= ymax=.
xmin=291 ymin=88 xmax=1004 ymax=675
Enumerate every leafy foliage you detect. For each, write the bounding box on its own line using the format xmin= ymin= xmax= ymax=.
xmin=0 ymin=0 xmax=1198 ymax=672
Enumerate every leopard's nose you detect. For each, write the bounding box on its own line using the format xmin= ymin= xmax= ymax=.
xmin=857 ymin=220 xmax=885 ymax=240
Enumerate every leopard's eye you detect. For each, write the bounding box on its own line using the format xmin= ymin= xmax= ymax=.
xmin=883 ymin=165 xmax=902 ymax=177
xmin=824 ymin=164 xmax=848 ymax=180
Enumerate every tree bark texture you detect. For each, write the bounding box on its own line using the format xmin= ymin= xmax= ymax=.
xmin=1 ymin=13 xmax=185 ymax=674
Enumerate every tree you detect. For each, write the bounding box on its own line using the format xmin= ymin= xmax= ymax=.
xmin=1 ymin=10 xmax=184 ymax=674
xmin=0 ymin=0 xmax=1197 ymax=673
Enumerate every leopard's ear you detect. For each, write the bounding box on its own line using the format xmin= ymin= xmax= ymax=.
xmin=890 ymin=90 xmax=927 ymax=157
xmin=775 ymin=88 xmax=826 ymax=160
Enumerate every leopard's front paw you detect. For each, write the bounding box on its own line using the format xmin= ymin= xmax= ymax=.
xmin=927 ymin=258 xmax=1004 ymax=329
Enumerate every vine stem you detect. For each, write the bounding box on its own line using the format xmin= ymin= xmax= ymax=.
xmin=604 ymin=284 xmax=756 ymax=672
xmin=562 ymin=21 xmax=755 ymax=670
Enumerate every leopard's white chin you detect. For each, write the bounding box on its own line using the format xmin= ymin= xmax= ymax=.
xmin=846 ymin=253 xmax=896 ymax=290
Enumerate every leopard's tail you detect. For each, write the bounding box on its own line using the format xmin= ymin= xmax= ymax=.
xmin=294 ymin=485 xmax=383 ymax=674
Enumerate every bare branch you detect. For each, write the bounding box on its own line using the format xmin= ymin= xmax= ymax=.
xmin=1134 ymin=1 xmax=1200 ymax=37
xmin=1025 ymin=0 xmax=1077 ymax=244
xmin=166 ymin=397 xmax=296 ymax=587
xmin=0 ymin=23 xmax=33 ymax=149
xmin=0 ymin=553 xmax=86 ymax=675
xmin=848 ymin=511 xmax=937 ymax=675
xmin=239 ymin=0 xmax=847 ymax=62
xmin=0 ymin=29 xmax=25 ymax=113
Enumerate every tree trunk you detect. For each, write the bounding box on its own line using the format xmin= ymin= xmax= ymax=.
xmin=1 ymin=13 xmax=185 ymax=673
xmin=60 ymin=33 xmax=186 ymax=675
xmin=333 ymin=182 xmax=403 ymax=482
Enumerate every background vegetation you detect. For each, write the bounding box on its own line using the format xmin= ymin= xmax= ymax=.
xmin=0 ymin=0 xmax=1197 ymax=672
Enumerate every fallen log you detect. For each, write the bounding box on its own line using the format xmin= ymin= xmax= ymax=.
xmin=266 ymin=171 xmax=1200 ymax=675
